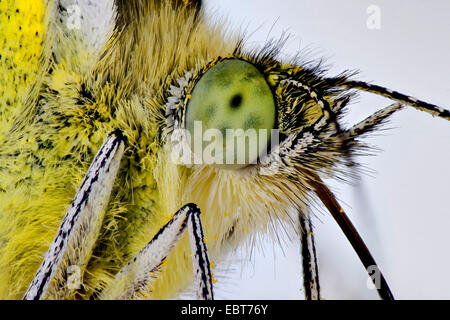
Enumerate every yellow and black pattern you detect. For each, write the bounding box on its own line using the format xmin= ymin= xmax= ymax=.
xmin=0 ymin=0 xmax=449 ymax=301
xmin=0 ymin=0 xmax=45 ymax=137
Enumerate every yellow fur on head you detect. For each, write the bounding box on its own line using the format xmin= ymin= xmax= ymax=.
xmin=0 ymin=0 xmax=316 ymax=299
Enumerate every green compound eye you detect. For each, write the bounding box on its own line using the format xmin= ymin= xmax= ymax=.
xmin=185 ymin=59 xmax=276 ymax=169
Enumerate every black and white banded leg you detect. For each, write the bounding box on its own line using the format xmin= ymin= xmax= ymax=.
xmin=99 ymin=203 xmax=214 ymax=300
xmin=340 ymin=80 xmax=450 ymax=121
xmin=299 ymin=213 xmax=321 ymax=300
xmin=343 ymin=103 xmax=404 ymax=139
xmin=24 ymin=130 xmax=126 ymax=300
xmin=187 ymin=205 xmax=214 ymax=300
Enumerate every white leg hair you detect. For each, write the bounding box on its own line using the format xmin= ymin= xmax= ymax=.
xmin=299 ymin=213 xmax=320 ymax=300
xmin=24 ymin=131 xmax=125 ymax=300
xmin=99 ymin=203 xmax=214 ymax=300
xmin=343 ymin=103 xmax=404 ymax=139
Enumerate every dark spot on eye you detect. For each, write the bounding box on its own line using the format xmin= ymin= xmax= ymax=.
xmin=242 ymin=70 xmax=258 ymax=81
xmin=205 ymin=104 xmax=216 ymax=117
xmin=219 ymin=123 xmax=230 ymax=136
xmin=230 ymin=94 xmax=242 ymax=109
xmin=202 ymin=104 xmax=217 ymax=124
xmin=243 ymin=113 xmax=260 ymax=130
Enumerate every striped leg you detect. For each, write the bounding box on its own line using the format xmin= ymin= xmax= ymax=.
xmin=187 ymin=205 xmax=214 ymax=300
xmin=99 ymin=203 xmax=214 ymax=300
xmin=341 ymin=80 xmax=450 ymax=121
xmin=299 ymin=213 xmax=321 ymax=300
xmin=343 ymin=103 xmax=404 ymax=139
xmin=23 ymin=130 xmax=125 ymax=300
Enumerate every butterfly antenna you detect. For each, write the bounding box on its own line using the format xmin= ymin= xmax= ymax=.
xmin=341 ymin=80 xmax=450 ymax=121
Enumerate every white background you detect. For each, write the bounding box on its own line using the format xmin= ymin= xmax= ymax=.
xmin=203 ymin=0 xmax=450 ymax=299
